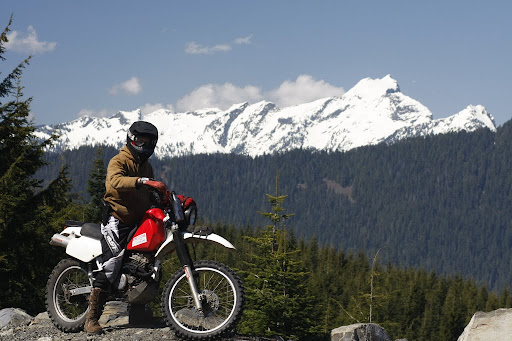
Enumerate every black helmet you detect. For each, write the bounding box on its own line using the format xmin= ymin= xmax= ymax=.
xmin=126 ymin=121 xmax=158 ymax=163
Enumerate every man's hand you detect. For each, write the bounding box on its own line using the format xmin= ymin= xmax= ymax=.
xmin=137 ymin=177 xmax=150 ymax=187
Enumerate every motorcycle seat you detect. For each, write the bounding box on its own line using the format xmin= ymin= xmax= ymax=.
xmin=80 ymin=223 xmax=103 ymax=240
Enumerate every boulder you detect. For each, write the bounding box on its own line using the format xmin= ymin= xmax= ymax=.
xmin=457 ymin=308 xmax=512 ymax=341
xmin=98 ymin=301 xmax=155 ymax=327
xmin=30 ymin=312 xmax=51 ymax=326
xmin=99 ymin=301 xmax=130 ymax=327
xmin=0 ymin=308 xmax=33 ymax=329
xmin=331 ymin=323 xmax=392 ymax=341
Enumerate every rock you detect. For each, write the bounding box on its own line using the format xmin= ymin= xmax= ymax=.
xmin=457 ymin=308 xmax=512 ymax=341
xmin=29 ymin=312 xmax=51 ymax=326
xmin=331 ymin=323 xmax=392 ymax=341
xmin=0 ymin=328 xmax=13 ymax=337
xmin=98 ymin=301 xmax=130 ymax=327
xmin=0 ymin=308 xmax=33 ymax=329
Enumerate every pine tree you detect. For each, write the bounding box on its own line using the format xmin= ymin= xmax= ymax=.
xmin=86 ymin=146 xmax=106 ymax=222
xmin=238 ymin=172 xmax=317 ymax=340
xmin=439 ymin=277 xmax=467 ymax=341
xmin=0 ymin=16 xmax=82 ymax=313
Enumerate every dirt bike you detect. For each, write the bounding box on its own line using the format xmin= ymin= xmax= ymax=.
xmin=45 ymin=180 xmax=245 ymax=340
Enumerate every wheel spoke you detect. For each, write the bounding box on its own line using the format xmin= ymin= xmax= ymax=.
xmin=54 ymin=265 xmax=89 ymax=320
xmin=164 ymin=261 xmax=244 ymax=337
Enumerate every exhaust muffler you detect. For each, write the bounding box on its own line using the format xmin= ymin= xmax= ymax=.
xmin=49 ymin=233 xmax=72 ymax=248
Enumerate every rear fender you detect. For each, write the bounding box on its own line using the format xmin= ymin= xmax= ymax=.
xmin=155 ymin=231 xmax=235 ymax=260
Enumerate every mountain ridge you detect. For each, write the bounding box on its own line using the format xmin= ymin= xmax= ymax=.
xmin=35 ymin=75 xmax=496 ymax=157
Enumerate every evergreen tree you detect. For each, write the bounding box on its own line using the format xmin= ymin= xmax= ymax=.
xmin=238 ymin=173 xmax=317 ymax=340
xmin=163 ymin=217 xmax=499 ymax=340
xmin=439 ymin=277 xmax=467 ymax=341
xmin=85 ymin=146 xmax=106 ymax=222
xmin=418 ymin=273 xmax=443 ymax=341
xmin=0 ymin=16 xmax=82 ymax=313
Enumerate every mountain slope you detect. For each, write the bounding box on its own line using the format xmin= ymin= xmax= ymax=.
xmin=39 ymin=120 xmax=512 ymax=292
xmin=35 ymin=75 xmax=496 ymax=157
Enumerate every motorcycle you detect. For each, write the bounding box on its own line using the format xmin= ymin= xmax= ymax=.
xmin=45 ymin=180 xmax=245 ymax=340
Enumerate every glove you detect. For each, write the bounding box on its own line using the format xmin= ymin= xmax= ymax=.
xmin=137 ymin=177 xmax=151 ymax=187
xmin=143 ymin=180 xmax=171 ymax=203
xmin=143 ymin=180 xmax=168 ymax=193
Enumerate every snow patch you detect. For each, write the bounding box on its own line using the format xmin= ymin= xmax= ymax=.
xmin=36 ymin=76 xmax=496 ymax=158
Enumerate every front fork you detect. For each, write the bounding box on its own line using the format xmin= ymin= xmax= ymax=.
xmin=172 ymin=229 xmax=204 ymax=312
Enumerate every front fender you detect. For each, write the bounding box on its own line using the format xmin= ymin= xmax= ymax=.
xmin=155 ymin=230 xmax=235 ymax=260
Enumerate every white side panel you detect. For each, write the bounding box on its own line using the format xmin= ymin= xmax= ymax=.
xmin=66 ymin=236 xmax=102 ymax=262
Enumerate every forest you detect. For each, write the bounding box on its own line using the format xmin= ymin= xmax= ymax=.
xmin=39 ymin=121 xmax=512 ymax=293
xmin=2 ymin=17 xmax=512 ymax=341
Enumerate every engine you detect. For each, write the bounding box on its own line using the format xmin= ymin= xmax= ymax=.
xmin=118 ymin=252 xmax=160 ymax=304
xmin=122 ymin=252 xmax=154 ymax=283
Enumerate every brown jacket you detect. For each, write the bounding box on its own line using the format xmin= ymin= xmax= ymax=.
xmin=104 ymin=145 xmax=154 ymax=225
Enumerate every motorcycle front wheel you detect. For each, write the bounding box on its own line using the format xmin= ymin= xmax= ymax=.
xmin=45 ymin=258 xmax=91 ymax=332
xmin=161 ymin=260 xmax=245 ymax=340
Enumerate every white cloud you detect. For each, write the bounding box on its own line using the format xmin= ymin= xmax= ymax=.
xmin=77 ymin=75 xmax=343 ymax=117
xmin=109 ymin=77 xmax=142 ymax=95
xmin=140 ymin=103 xmax=174 ymax=116
xmin=176 ymin=83 xmax=263 ymax=112
xmin=185 ymin=35 xmax=252 ymax=55
xmin=5 ymin=26 xmax=56 ymax=54
xmin=233 ymin=35 xmax=252 ymax=45
xmin=175 ymin=75 xmax=344 ymax=112
xmin=77 ymin=108 xmax=112 ymax=118
xmin=268 ymin=75 xmax=345 ymax=107
xmin=185 ymin=42 xmax=231 ymax=55
xmin=76 ymin=103 xmax=174 ymax=120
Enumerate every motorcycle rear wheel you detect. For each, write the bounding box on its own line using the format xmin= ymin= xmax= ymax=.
xmin=161 ymin=260 xmax=245 ymax=340
xmin=46 ymin=258 xmax=91 ymax=332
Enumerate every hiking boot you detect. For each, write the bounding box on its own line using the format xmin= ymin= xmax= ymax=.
xmin=84 ymin=287 xmax=105 ymax=334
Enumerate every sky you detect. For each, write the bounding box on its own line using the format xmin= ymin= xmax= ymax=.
xmin=2 ymin=1 xmax=511 ymax=126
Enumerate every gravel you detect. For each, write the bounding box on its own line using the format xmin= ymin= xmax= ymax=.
xmin=1 ymin=322 xmax=180 ymax=341
xmin=0 ymin=309 xmax=177 ymax=341
xmin=0 ymin=304 xmax=275 ymax=341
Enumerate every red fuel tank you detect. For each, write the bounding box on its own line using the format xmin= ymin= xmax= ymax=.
xmin=127 ymin=208 xmax=166 ymax=252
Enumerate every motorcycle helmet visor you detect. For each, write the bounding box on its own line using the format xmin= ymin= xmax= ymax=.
xmin=128 ymin=131 xmax=157 ymax=148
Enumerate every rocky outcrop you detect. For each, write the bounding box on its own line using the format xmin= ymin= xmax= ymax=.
xmin=0 ymin=304 xmax=271 ymax=340
xmin=330 ymin=308 xmax=512 ymax=340
xmin=0 ymin=308 xmax=33 ymax=329
xmin=457 ymin=308 xmax=512 ymax=341
xmin=0 ymin=303 xmax=174 ymax=341
xmin=331 ymin=323 xmax=393 ymax=341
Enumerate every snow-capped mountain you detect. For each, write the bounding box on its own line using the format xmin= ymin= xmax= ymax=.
xmin=35 ymin=75 xmax=496 ymax=158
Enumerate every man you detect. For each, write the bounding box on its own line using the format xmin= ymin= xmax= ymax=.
xmin=85 ymin=120 xmax=158 ymax=335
